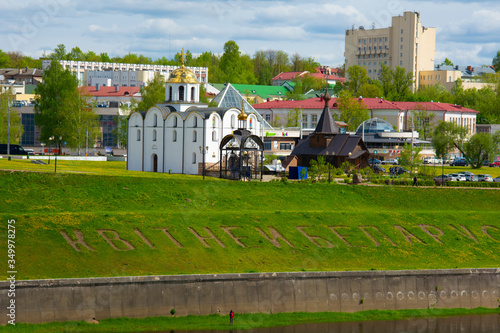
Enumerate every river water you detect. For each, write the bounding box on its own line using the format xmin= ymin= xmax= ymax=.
xmin=157 ymin=313 xmax=500 ymax=333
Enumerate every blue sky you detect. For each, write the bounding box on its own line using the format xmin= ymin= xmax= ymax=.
xmin=1 ymin=0 xmax=499 ymax=68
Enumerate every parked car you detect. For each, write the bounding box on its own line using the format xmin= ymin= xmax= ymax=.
xmin=372 ymin=164 xmax=386 ymax=173
xmin=382 ymin=158 xmax=398 ymax=165
xmin=458 ymin=171 xmax=475 ymax=181
xmin=493 ymin=176 xmax=500 ymax=182
xmin=434 ymin=174 xmax=450 ymax=184
xmin=423 ymin=156 xmax=442 ymax=164
xmin=448 ymin=173 xmax=466 ymax=181
xmin=368 ymin=158 xmax=381 ymax=165
xmin=450 ymin=158 xmax=468 ymax=166
xmin=489 ymin=161 xmax=500 ymax=167
xmin=389 ymin=166 xmax=409 ymax=175
xmin=477 ymin=174 xmax=493 ymax=182
xmin=0 ymin=144 xmax=28 ymax=155
xmin=24 ymin=149 xmax=35 ymax=155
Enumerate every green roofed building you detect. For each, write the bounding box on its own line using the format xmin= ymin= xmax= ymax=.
xmin=211 ymin=83 xmax=273 ymax=129
xmin=211 ymin=83 xmax=290 ymax=104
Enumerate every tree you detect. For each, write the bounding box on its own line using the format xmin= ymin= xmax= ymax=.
xmin=345 ymin=65 xmax=368 ymax=96
xmin=49 ymin=44 xmax=68 ymax=60
xmin=378 ymin=63 xmax=393 ymax=98
xmin=358 ymin=83 xmax=383 ymax=98
xmin=407 ymin=104 xmax=436 ymax=140
xmin=431 ymin=121 xmax=470 ymax=166
xmin=0 ymin=50 xmax=10 ymax=68
xmin=220 ymin=40 xmax=242 ymax=83
xmin=136 ymin=73 xmax=166 ymax=111
xmin=334 ymin=90 xmax=370 ymax=130
xmin=493 ymin=50 xmax=500 ymax=72
xmin=391 ymin=66 xmax=413 ymax=101
xmin=67 ymin=92 xmax=100 ymax=155
xmin=398 ymin=143 xmax=422 ymax=176
xmin=0 ymin=90 xmax=23 ymax=144
xmin=441 ymin=58 xmax=454 ymax=67
xmin=34 ymin=60 xmax=91 ymax=152
xmin=286 ymin=108 xmax=302 ymax=127
xmin=463 ymin=132 xmax=500 ymax=169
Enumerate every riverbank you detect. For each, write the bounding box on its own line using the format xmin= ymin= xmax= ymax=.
xmin=2 ymin=308 xmax=499 ymax=332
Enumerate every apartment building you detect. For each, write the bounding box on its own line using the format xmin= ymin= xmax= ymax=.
xmin=419 ymin=65 xmax=495 ymax=91
xmin=345 ymin=11 xmax=436 ymax=90
xmin=42 ymin=60 xmax=208 ymax=86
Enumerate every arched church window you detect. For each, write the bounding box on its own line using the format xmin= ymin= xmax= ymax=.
xmin=212 ymin=130 xmax=217 ymax=141
xmin=193 ymin=130 xmax=197 ymax=142
xmin=249 ymin=117 xmax=253 ymax=129
xmin=231 ymin=115 xmax=235 ymax=128
xmin=137 ymin=129 xmax=141 ymax=141
xmin=153 ymin=129 xmax=157 ymax=141
xmin=212 ymin=116 xmax=216 ymax=128
xmin=191 ymin=87 xmax=195 ymax=102
xmin=153 ymin=114 xmax=157 ymax=127
xmin=168 ymin=86 xmax=172 ymax=101
xmin=173 ymin=116 xmax=177 ymax=128
xmin=192 ymin=152 xmax=196 ymax=164
xmin=193 ymin=116 xmax=197 ymax=127
xmin=179 ymin=86 xmax=185 ymax=101
xmin=173 ymin=130 xmax=177 ymax=142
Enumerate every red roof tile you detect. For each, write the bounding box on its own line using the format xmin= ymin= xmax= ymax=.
xmin=271 ymin=71 xmax=306 ymax=81
xmin=254 ymin=97 xmax=478 ymax=113
xmin=80 ymin=86 xmax=141 ymax=97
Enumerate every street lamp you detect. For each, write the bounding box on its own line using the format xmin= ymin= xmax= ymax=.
xmin=48 ymin=136 xmax=54 ymax=164
xmin=54 ymin=136 xmax=62 ymax=173
xmin=199 ymin=145 xmax=209 ymax=180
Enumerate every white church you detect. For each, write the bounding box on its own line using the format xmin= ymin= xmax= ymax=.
xmin=127 ymin=50 xmax=264 ymax=176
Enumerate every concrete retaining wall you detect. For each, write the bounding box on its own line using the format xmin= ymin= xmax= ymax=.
xmin=1 ymin=269 xmax=499 ymax=325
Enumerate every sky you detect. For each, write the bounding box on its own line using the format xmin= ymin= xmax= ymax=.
xmin=1 ymin=0 xmax=499 ymax=68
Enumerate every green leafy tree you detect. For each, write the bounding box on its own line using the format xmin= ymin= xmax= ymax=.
xmin=440 ymin=58 xmax=454 ymax=66
xmin=100 ymin=52 xmax=111 ymax=63
xmin=464 ymin=132 xmax=500 ymax=168
xmin=286 ymin=107 xmax=302 ymax=127
xmin=67 ymin=92 xmax=100 ymax=155
xmin=0 ymin=50 xmax=10 ymax=68
xmin=49 ymin=44 xmax=68 ymax=60
xmin=378 ymin=63 xmax=393 ymax=98
xmin=309 ymin=155 xmax=328 ymax=181
xmin=431 ymin=121 xmax=473 ymax=166
xmin=345 ymin=65 xmax=369 ymax=96
xmin=253 ymin=50 xmax=273 ymax=85
xmin=34 ymin=60 xmax=99 ymax=152
xmin=220 ymin=40 xmax=242 ymax=83
xmin=0 ymin=90 xmax=23 ymax=143
xmin=68 ymin=47 xmax=85 ymax=61
xmin=136 ymin=73 xmax=166 ymax=111
xmin=492 ymin=50 xmax=500 ymax=72
xmin=398 ymin=143 xmax=422 ymax=176
xmin=358 ymin=83 xmax=383 ymax=98
xmin=391 ymin=66 xmax=413 ymax=101
xmin=334 ymin=90 xmax=370 ymax=130
xmin=408 ymin=104 xmax=436 ymax=140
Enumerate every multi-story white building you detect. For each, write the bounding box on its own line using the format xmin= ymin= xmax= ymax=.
xmin=345 ymin=11 xmax=436 ymax=90
xmin=42 ymin=60 xmax=208 ymax=86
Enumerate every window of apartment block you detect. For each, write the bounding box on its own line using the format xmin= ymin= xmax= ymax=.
xmin=359 ymin=39 xmax=362 ymax=44
xmin=400 ymin=53 xmax=403 ymax=57
xmin=400 ymin=45 xmax=403 ymax=50
xmin=401 ymin=29 xmax=403 ymax=34
xmin=265 ymin=114 xmax=271 ymax=122
xmin=400 ymin=61 xmax=403 ymax=66
xmin=364 ymin=39 xmax=366 ymax=44
xmin=311 ymin=115 xmax=318 ymax=128
xmin=401 ymin=37 xmax=403 ymax=42
xmin=379 ymin=38 xmax=382 ymax=43
xmin=369 ymin=47 xmax=371 ymax=50
xmin=302 ymin=114 xmax=308 ymax=128
xmin=385 ymin=37 xmax=388 ymax=42
xmin=368 ymin=70 xmax=372 ymax=74
xmin=368 ymin=62 xmax=371 ymax=66
xmin=280 ymin=143 xmax=293 ymax=150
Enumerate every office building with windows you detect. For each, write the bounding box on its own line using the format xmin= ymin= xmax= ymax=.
xmin=344 ymin=11 xmax=436 ymax=90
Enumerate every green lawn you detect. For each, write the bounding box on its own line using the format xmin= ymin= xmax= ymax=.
xmin=0 ymin=159 xmax=499 ymax=280
xmin=2 ymin=308 xmax=499 ymax=332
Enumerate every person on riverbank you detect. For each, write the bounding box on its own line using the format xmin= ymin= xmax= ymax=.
xmin=229 ymin=310 xmax=234 ymax=325
xmin=413 ymin=176 xmax=418 ymax=187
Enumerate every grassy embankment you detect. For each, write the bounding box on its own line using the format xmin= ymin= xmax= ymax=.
xmin=1 ymin=308 xmax=500 ymax=332
xmin=0 ymin=159 xmax=499 ymax=280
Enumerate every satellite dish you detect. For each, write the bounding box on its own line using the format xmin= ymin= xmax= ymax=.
xmin=0 ymin=75 xmax=4 ymax=81
xmin=359 ymin=26 xmax=365 ymax=30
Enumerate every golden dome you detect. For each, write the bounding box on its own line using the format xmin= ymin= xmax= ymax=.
xmin=238 ymin=108 xmax=247 ymax=121
xmin=166 ymin=65 xmax=199 ymax=84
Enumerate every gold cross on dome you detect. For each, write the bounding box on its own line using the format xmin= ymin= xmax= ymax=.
xmin=178 ymin=47 xmax=186 ymax=66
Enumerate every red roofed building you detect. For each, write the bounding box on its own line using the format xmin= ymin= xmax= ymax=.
xmin=80 ymin=85 xmax=141 ymax=107
xmin=254 ymin=97 xmax=478 ymax=135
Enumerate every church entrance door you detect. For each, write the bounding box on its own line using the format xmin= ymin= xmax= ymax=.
xmin=152 ymin=154 xmax=158 ymax=172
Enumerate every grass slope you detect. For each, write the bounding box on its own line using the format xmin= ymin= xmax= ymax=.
xmin=0 ymin=160 xmax=499 ymax=280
